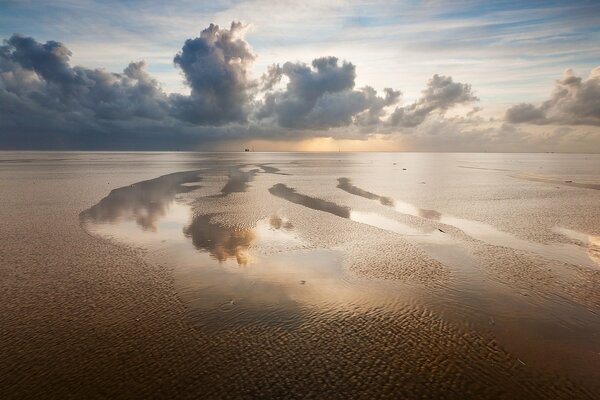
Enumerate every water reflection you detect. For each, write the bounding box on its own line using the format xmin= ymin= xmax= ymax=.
xmin=269 ymin=183 xmax=350 ymax=218
xmin=80 ymin=171 xmax=201 ymax=230
xmin=269 ymin=182 xmax=481 ymax=277
xmin=80 ymin=168 xmax=600 ymax=379
xmin=81 ymin=176 xmax=403 ymax=331
xmin=269 ymin=214 xmax=293 ymax=230
xmin=337 ymin=177 xmax=598 ymax=268
xmin=219 ymin=167 xmax=258 ymax=195
xmin=337 ymin=177 xmax=394 ymax=206
xmin=183 ymin=214 xmax=255 ymax=265
xmin=553 ymin=226 xmax=600 ymax=266
xmin=338 ymin=177 xmax=439 ymax=219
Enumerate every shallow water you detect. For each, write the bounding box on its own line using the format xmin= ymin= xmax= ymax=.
xmin=2 ymin=150 xmax=585 ymax=395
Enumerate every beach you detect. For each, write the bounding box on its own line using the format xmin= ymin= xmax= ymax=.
xmin=1 ymin=152 xmax=600 ymax=399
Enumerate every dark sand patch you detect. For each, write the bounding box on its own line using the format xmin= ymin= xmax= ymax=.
xmin=257 ymin=163 xmax=290 ymax=175
xmin=512 ymin=173 xmax=600 ymax=190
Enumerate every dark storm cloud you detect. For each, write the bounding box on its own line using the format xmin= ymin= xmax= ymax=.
xmin=0 ymin=22 xmax=480 ymax=149
xmin=0 ymin=34 xmax=169 ymax=120
xmin=0 ymin=24 xmax=257 ymax=148
xmin=256 ymin=56 xmax=357 ymax=128
xmin=505 ymin=67 xmax=600 ymax=126
xmin=389 ymin=74 xmax=478 ymax=127
xmin=172 ymin=22 xmax=255 ymax=124
xmin=257 ymin=57 xmax=400 ymax=129
xmin=1 ymin=22 xmax=256 ymax=128
xmin=0 ymin=33 xmax=187 ymax=149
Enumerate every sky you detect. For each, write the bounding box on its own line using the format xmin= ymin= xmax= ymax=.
xmin=0 ymin=0 xmax=599 ymax=151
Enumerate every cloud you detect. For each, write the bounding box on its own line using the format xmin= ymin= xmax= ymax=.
xmin=505 ymin=67 xmax=600 ymax=126
xmin=392 ymin=115 xmax=600 ymax=153
xmin=505 ymin=103 xmax=546 ymax=124
xmin=354 ymin=87 xmax=401 ymax=126
xmin=1 ymin=24 xmax=259 ymax=149
xmin=388 ymin=74 xmax=478 ymax=127
xmin=256 ymin=57 xmax=400 ymax=129
xmin=5 ymin=20 xmax=593 ymax=152
xmin=0 ymin=24 xmax=477 ymax=148
xmin=0 ymin=34 xmax=170 ymax=126
xmin=171 ymin=22 xmax=255 ymax=125
xmin=0 ymin=23 xmax=258 ymax=133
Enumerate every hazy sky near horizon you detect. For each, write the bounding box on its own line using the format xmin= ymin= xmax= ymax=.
xmin=1 ymin=0 xmax=599 ymax=151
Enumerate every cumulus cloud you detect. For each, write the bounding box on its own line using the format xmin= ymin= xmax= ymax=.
xmin=256 ymin=57 xmax=400 ymax=129
xmin=505 ymin=67 xmax=600 ymax=126
xmin=394 ymin=115 xmax=600 ymax=153
xmin=0 ymin=24 xmax=261 ymax=148
xmin=354 ymin=87 xmax=401 ymax=126
xmin=388 ymin=74 xmax=478 ymax=127
xmin=0 ymin=34 xmax=169 ymax=121
xmin=171 ymin=22 xmax=255 ymax=125
xmin=505 ymin=103 xmax=546 ymax=124
xmin=0 ymin=23 xmax=257 ymax=133
xmin=7 ymin=21 xmax=578 ymax=151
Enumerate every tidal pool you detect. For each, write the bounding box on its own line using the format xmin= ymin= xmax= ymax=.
xmin=78 ymin=152 xmax=600 ymax=396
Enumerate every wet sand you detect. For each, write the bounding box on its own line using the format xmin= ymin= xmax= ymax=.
xmin=2 ymin=152 xmax=600 ymax=399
